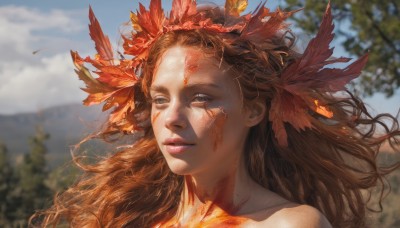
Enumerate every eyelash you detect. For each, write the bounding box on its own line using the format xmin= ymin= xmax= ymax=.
xmin=151 ymin=97 xmax=168 ymax=105
xmin=192 ymin=93 xmax=212 ymax=103
xmin=151 ymin=93 xmax=212 ymax=106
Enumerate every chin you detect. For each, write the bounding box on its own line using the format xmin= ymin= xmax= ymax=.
xmin=165 ymin=160 xmax=196 ymax=176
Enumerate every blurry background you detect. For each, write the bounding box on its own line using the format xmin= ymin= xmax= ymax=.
xmin=0 ymin=0 xmax=399 ymax=227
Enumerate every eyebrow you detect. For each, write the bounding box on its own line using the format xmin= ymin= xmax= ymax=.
xmin=149 ymin=83 xmax=221 ymax=93
xmin=184 ymin=82 xmax=221 ymax=90
xmin=149 ymin=85 xmax=168 ymax=93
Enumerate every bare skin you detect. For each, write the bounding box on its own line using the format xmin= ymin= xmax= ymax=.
xmin=151 ymin=45 xmax=331 ymax=228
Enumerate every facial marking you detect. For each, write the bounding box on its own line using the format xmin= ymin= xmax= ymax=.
xmin=184 ymin=50 xmax=201 ymax=86
xmin=185 ymin=176 xmax=196 ymax=206
xmin=203 ymin=105 xmax=228 ymax=152
xmin=151 ymin=111 xmax=161 ymax=124
xmin=159 ymin=174 xmax=249 ymax=227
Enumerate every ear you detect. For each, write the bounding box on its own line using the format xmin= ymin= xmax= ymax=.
xmin=244 ymin=100 xmax=266 ymax=127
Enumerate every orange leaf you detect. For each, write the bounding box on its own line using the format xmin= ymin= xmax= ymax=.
xmin=170 ymin=0 xmax=197 ymax=23
xmin=89 ymin=6 xmax=114 ymax=61
xmin=96 ymin=64 xmax=138 ymax=88
xmin=269 ymin=3 xmax=367 ymax=146
xmin=242 ymin=6 xmax=296 ymax=43
xmin=136 ymin=0 xmax=165 ymax=37
xmin=130 ymin=12 xmax=142 ymax=32
xmin=314 ymin=100 xmax=333 ymax=118
xmin=225 ymin=0 xmax=248 ymax=17
xmin=71 ymin=51 xmax=113 ymax=94
xmin=83 ymin=91 xmax=115 ymax=106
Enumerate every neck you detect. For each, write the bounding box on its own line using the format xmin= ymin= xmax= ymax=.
xmin=181 ymin=155 xmax=253 ymax=214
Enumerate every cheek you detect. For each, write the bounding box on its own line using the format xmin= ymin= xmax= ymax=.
xmin=196 ymin=107 xmax=228 ymax=151
xmin=151 ymin=110 xmax=162 ymax=139
xmin=211 ymin=108 xmax=228 ymax=151
xmin=151 ymin=110 xmax=161 ymax=125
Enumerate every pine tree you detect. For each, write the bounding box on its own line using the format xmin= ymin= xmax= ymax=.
xmin=12 ymin=126 xmax=51 ymax=226
xmin=0 ymin=142 xmax=15 ymax=226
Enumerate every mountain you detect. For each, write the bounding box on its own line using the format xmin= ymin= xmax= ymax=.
xmin=0 ymin=103 xmax=106 ymax=165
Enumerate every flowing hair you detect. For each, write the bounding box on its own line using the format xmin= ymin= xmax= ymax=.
xmin=31 ymin=18 xmax=400 ymax=228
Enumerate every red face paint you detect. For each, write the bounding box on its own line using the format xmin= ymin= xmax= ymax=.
xmin=185 ymin=176 xmax=196 ymax=206
xmin=200 ymin=104 xmax=229 ymax=151
xmin=209 ymin=171 xmax=249 ymax=214
xmin=184 ymin=50 xmax=201 ymax=86
xmin=151 ymin=111 xmax=161 ymax=124
xmin=158 ymin=171 xmax=250 ymax=227
xmin=212 ymin=107 xmax=228 ymax=151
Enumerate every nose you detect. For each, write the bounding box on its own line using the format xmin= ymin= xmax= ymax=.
xmin=165 ymin=100 xmax=187 ymax=130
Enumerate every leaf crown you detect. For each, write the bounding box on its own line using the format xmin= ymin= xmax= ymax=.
xmin=71 ymin=0 xmax=368 ymax=146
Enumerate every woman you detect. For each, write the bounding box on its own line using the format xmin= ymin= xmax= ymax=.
xmin=32 ymin=0 xmax=399 ymax=227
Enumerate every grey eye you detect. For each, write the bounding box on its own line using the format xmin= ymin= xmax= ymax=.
xmin=193 ymin=94 xmax=211 ymax=103
xmin=152 ymin=97 xmax=168 ymax=104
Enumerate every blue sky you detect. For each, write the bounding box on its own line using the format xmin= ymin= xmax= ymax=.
xmin=0 ymin=0 xmax=398 ymax=116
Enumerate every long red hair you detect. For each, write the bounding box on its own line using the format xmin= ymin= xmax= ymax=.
xmin=32 ymin=15 xmax=399 ymax=228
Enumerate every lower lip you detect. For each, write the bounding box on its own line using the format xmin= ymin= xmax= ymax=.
xmin=165 ymin=144 xmax=194 ymax=155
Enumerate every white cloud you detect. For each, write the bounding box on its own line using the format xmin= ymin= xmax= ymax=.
xmin=0 ymin=6 xmax=84 ymax=56
xmin=0 ymin=53 xmax=86 ymax=114
xmin=0 ymin=6 xmax=83 ymax=32
xmin=0 ymin=5 xmax=88 ymax=114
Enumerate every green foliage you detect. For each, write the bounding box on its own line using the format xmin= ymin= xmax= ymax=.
xmin=45 ymin=163 xmax=79 ymax=193
xmin=0 ymin=142 xmax=17 ymax=226
xmin=0 ymin=126 xmax=79 ymax=227
xmin=284 ymin=0 xmax=400 ymax=96
xmin=12 ymin=126 xmax=52 ymax=226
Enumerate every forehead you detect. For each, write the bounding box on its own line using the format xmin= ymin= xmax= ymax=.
xmin=152 ymin=45 xmax=228 ymax=86
xmin=157 ymin=46 xmax=219 ymax=70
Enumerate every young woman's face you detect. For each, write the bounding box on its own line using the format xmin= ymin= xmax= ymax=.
xmin=150 ymin=45 xmax=252 ymax=176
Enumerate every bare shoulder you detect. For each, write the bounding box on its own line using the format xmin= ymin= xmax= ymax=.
xmin=239 ymin=185 xmax=332 ymax=228
xmin=259 ymin=204 xmax=332 ymax=228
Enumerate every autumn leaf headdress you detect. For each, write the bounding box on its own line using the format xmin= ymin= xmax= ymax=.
xmin=72 ymin=0 xmax=368 ymax=146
